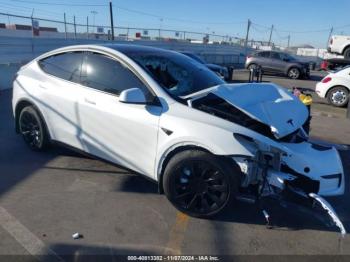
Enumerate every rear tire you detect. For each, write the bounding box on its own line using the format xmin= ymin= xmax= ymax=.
xmin=19 ymin=106 xmax=49 ymax=151
xmin=288 ymin=67 xmax=301 ymax=79
xmin=163 ymin=150 xmax=241 ymax=218
xmin=343 ymin=47 xmax=350 ymax=59
xmin=247 ymin=63 xmax=257 ymax=71
xmin=327 ymin=86 xmax=349 ymax=107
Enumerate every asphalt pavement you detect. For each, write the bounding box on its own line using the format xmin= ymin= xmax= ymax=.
xmin=0 ymin=72 xmax=350 ymax=260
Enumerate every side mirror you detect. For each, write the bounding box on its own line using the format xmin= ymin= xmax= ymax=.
xmin=119 ymin=88 xmax=147 ymax=104
xmin=283 ymin=58 xmax=290 ymax=62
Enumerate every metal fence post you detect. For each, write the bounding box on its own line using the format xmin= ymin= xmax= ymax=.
xmin=64 ymin=13 xmax=67 ymax=39
xmin=73 ymin=15 xmax=76 ymax=39
xmin=183 ymin=31 xmax=186 ymax=41
xmin=158 ymin=29 xmax=161 ymax=40
xmin=86 ymin=16 xmax=89 ymax=39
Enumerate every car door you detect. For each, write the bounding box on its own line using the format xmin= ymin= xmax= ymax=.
xmin=37 ymin=51 xmax=85 ymax=150
xmin=77 ymin=51 xmax=162 ymax=178
xmin=269 ymin=52 xmax=286 ymax=73
xmin=255 ymin=51 xmax=272 ymax=71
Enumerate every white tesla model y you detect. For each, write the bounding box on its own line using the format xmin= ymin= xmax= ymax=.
xmin=12 ymin=44 xmax=345 ymax=218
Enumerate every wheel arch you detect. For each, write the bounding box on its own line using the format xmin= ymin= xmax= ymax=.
xmin=286 ymin=64 xmax=302 ymax=74
xmin=325 ymin=85 xmax=350 ymax=99
xmin=156 ymin=144 xmax=239 ymax=194
xmin=246 ymin=62 xmax=257 ymax=69
xmin=15 ymin=98 xmax=51 ymax=140
xmin=341 ymin=44 xmax=350 ymax=55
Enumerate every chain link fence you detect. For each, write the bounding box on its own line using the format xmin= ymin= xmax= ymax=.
xmin=0 ymin=12 xmax=245 ymax=45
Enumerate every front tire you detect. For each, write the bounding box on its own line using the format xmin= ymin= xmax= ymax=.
xmin=327 ymin=86 xmax=349 ymax=107
xmin=19 ymin=106 xmax=49 ymax=151
xmin=163 ymin=150 xmax=240 ymax=218
xmin=288 ymin=67 xmax=301 ymax=79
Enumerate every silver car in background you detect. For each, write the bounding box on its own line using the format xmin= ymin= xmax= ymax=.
xmin=245 ymin=51 xmax=310 ymax=79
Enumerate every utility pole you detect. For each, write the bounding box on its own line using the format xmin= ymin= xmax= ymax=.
xmin=244 ymin=19 xmax=251 ymax=54
xmin=268 ymin=24 xmax=274 ymax=46
xmin=91 ymin=11 xmax=97 ymax=33
xmin=86 ymin=16 xmax=89 ymax=39
xmin=73 ymin=15 xmax=76 ymax=39
xmin=109 ymin=1 xmax=114 ymax=41
xmin=287 ymin=35 xmax=291 ymax=48
xmin=64 ymin=13 xmax=67 ymax=39
xmin=327 ymin=26 xmax=333 ymax=47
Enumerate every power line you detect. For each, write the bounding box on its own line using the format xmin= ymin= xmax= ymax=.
xmin=10 ymin=0 xmax=107 ymax=7
xmin=114 ymin=5 xmax=246 ymax=25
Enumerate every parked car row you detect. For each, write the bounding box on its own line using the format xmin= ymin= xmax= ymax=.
xmin=181 ymin=52 xmax=230 ymax=81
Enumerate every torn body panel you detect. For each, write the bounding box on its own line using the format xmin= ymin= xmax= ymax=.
xmin=188 ymin=83 xmax=309 ymax=139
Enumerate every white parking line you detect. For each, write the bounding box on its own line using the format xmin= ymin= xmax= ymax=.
xmin=0 ymin=206 xmax=63 ymax=261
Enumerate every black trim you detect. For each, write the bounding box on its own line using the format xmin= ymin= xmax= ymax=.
xmin=321 ymin=173 xmax=342 ymax=188
xmin=281 ymin=164 xmax=320 ymax=194
xmin=161 ymin=127 xmax=173 ymax=136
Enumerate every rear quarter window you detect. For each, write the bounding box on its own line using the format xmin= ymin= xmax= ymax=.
xmin=38 ymin=52 xmax=83 ymax=84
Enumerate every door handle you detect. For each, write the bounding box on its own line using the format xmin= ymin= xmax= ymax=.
xmin=84 ymin=98 xmax=96 ymax=105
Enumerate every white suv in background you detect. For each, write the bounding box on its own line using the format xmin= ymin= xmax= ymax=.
xmin=328 ymin=35 xmax=350 ymax=59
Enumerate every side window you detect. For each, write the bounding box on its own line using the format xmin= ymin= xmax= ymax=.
xmin=39 ymin=52 xmax=83 ymax=83
xmin=259 ymin=52 xmax=270 ymax=58
xmin=81 ymin=52 xmax=149 ymax=96
xmin=271 ymin=52 xmax=281 ymax=60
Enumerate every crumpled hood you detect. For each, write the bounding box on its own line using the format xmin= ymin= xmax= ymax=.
xmin=209 ymin=83 xmax=309 ymax=138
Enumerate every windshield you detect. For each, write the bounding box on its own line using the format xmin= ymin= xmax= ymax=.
xmin=125 ymin=51 xmax=224 ymax=97
xmin=183 ymin=52 xmax=206 ymax=64
xmin=282 ymin=53 xmax=297 ymax=61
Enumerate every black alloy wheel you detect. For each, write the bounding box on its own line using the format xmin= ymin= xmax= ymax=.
xmin=163 ymin=150 xmax=240 ymax=218
xmin=19 ymin=106 xmax=48 ymax=150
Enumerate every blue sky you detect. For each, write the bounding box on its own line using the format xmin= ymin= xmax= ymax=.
xmin=1 ymin=0 xmax=350 ymax=47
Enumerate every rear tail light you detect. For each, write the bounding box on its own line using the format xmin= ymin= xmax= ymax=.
xmin=322 ymin=77 xmax=332 ymax=83
xmin=330 ymin=38 xmax=333 ymax=45
xmin=247 ymin=55 xmax=251 ymax=59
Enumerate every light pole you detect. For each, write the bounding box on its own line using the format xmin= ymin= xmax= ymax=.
xmin=91 ymin=10 xmax=98 ymax=33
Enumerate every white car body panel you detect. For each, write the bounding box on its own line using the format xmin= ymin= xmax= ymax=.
xmin=316 ymin=67 xmax=350 ymax=98
xmin=12 ymin=44 xmax=345 ymax=198
xmin=329 ymin=35 xmax=350 ymax=55
xmin=207 ymin=83 xmax=308 ymax=138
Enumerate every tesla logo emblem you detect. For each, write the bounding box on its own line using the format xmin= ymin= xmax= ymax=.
xmin=287 ymin=119 xmax=294 ymax=126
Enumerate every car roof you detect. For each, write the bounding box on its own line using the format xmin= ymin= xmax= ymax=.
xmin=101 ymin=43 xmax=175 ymax=54
xmin=35 ymin=43 xmax=182 ymax=62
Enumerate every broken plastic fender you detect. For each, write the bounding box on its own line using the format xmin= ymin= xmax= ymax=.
xmin=309 ymin=193 xmax=346 ymax=236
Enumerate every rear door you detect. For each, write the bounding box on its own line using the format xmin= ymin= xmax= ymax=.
xmin=37 ymin=51 xmax=85 ymax=150
xmin=269 ymin=52 xmax=286 ymax=73
xmin=255 ymin=51 xmax=272 ymax=71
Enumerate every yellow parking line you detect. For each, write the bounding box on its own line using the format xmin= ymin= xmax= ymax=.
xmin=165 ymin=212 xmax=190 ymax=255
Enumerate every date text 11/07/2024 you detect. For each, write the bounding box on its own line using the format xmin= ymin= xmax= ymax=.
xmin=127 ymin=256 xmax=220 ymax=261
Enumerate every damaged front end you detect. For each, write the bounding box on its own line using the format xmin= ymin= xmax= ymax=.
xmin=232 ymin=134 xmax=346 ymax=235
xmin=188 ymin=83 xmax=346 ymax=235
